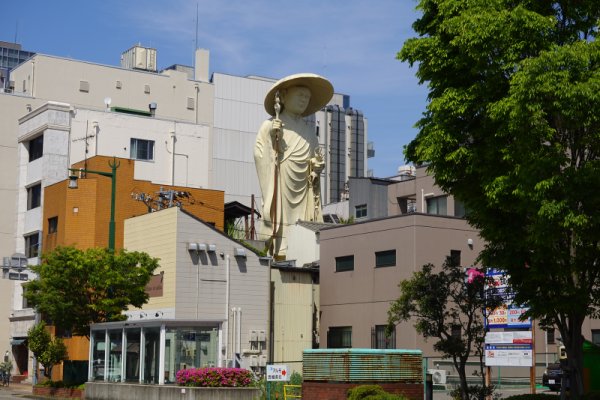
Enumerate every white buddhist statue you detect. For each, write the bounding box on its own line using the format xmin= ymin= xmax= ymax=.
xmin=254 ymin=73 xmax=333 ymax=259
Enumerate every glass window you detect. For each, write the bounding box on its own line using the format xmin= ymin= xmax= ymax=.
xmin=355 ymin=204 xmax=367 ymax=218
xmin=28 ymin=135 xmax=44 ymax=162
xmin=91 ymin=331 xmax=106 ymax=381
xmin=27 ymin=183 xmax=41 ymax=210
xmin=48 ymin=216 xmax=58 ymax=234
xmin=125 ymin=329 xmax=141 ymax=382
xmin=450 ymin=250 xmax=461 ymax=267
xmin=546 ymin=329 xmax=555 ymax=345
xmin=164 ymin=327 xmax=219 ymax=384
xmin=451 ymin=324 xmax=461 ymax=339
xmin=426 ymin=196 xmax=447 ymax=215
xmin=108 ymin=331 xmax=122 ymax=382
xmin=372 ymin=325 xmax=396 ymax=349
xmin=143 ymin=328 xmax=160 ymax=384
xmin=327 ymin=326 xmax=352 ymax=348
xmin=335 ymin=255 xmax=354 ymax=272
xmin=130 ymin=138 xmax=154 ymax=161
xmin=24 ymin=232 xmax=39 ymax=258
xmin=375 ymin=250 xmax=396 ymax=268
xmin=592 ymin=330 xmax=600 ymax=346
xmin=454 ymin=199 xmax=466 ymax=218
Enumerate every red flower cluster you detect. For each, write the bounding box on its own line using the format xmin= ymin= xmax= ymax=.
xmin=176 ymin=367 xmax=255 ymax=387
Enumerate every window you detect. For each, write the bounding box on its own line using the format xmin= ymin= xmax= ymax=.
xmin=450 ymin=250 xmax=461 ymax=267
xmin=355 ymin=204 xmax=367 ymax=218
xmin=22 ymin=285 xmax=29 ymax=309
xmin=335 ymin=255 xmax=354 ymax=272
xmin=375 ymin=250 xmax=396 ymax=268
xmin=451 ymin=324 xmax=461 ymax=339
xmin=27 ymin=183 xmax=41 ymax=210
xmin=454 ymin=199 xmax=467 ymax=218
xmin=130 ymin=138 xmax=154 ymax=161
xmin=592 ymin=330 xmax=600 ymax=346
xmin=48 ymin=216 xmax=58 ymax=234
xmin=327 ymin=326 xmax=352 ymax=348
xmin=426 ymin=196 xmax=447 ymax=215
xmin=24 ymin=232 xmax=40 ymax=258
xmin=546 ymin=329 xmax=555 ymax=345
xmin=372 ymin=325 xmax=396 ymax=349
xmin=28 ymin=135 xmax=43 ymax=162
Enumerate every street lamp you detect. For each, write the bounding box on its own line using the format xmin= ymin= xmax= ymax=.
xmin=68 ymin=157 xmax=120 ymax=252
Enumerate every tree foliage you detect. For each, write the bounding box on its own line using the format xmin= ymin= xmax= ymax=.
xmin=24 ymin=246 xmax=159 ymax=336
xmin=27 ymin=322 xmax=67 ymax=379
xmin=401 ymin=1 xmax=600 ymax=397
xmin=387 ymin=259 xmax=501 ymax=400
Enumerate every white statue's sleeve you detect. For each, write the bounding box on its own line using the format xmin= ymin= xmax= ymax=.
xmin=254 ymin=120 xmax=274 ymax=211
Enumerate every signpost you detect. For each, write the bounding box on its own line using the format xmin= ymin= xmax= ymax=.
xmin=266 ymin=364 xmax=289 ymax=399
xmin=484 ymin=268 xmax=536 ymax=393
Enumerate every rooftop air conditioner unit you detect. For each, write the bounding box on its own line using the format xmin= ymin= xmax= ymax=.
xmin=430 ymin=369 xmax=447 ymax=385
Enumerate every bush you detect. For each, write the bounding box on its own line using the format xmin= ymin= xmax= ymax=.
xmin=176 ymin=367 xmax=255 ymax=387
xmin=450 ymin=385 xmax=500 ymax=400
xmin=347 ymin=384 xmax=408 ymax=400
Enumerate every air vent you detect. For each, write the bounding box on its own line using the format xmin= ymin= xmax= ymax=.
xmin=116 ymin=80 xmax=122 ymax=89
xmin=79 ymin=80 xmax=90 ymax=93
xmin=144 ymin=84 xmax=150 ymax=94
xmin=187 ymin=97 xmax=195 ymax=110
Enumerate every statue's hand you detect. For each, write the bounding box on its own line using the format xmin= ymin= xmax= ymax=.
xmin=310 ymin=156 xmax=325 ymax=175
xmin=271 ymin=118 xmax=283 ymax=139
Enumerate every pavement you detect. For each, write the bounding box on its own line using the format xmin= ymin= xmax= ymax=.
xmin=0 ymin=382 xmax=46 ymax=399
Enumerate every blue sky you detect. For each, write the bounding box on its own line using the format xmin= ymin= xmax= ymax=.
xmin=2 ymin=0 xmax=427 ymax=178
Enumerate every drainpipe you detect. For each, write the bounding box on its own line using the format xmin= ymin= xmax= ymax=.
xmin=169 ymin=130 xmax=176 ymax=186
xmin=225 ymin=255 xmax=230 ymax=366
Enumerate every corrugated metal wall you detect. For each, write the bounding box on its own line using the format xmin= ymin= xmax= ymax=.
xmin=303 ymin=348 xmax=423 ymax=382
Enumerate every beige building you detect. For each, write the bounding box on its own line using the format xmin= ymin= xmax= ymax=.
xmin=122 ymin=206 xmax=269 ymax=380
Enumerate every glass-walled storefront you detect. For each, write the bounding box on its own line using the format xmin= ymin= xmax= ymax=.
xmin=90 ymin=321 xmax=222 ymax=385
xmin=164 ymin=327 xmax=219 ymax=384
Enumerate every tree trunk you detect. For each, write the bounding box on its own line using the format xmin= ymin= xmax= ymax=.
xmin=565 ymin=319 xmax=585 ymax=399
xmin=457 ymin=359 xmax=469 ymax=400
xmin=565 ymin=322 xmax=583 ymax=399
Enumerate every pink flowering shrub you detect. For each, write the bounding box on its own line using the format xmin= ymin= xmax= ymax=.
xmin=176 ymin=367 xmax=255 ymax=387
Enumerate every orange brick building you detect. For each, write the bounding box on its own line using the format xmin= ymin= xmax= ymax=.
xmin=40 ymin=155 xmax=224 ymax=380
xmin=42 ymin=155 xmax=224 ymax=253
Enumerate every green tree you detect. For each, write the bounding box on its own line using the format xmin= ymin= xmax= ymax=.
xmin=387 ymin=259 xmax=501 ymax=400
xmin=24 ymin=246 xmax=159 ymax=336
xmin=27 ymin=322 xmax=68 ymax=379
xmin=401 ymin=1 xmax=600 ymax=397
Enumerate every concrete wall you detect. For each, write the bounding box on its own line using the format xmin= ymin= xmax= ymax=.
xmin=85 ymin=382 xmax=260 ymax=400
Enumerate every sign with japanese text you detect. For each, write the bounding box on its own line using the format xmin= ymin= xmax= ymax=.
xmin=266 ymin=364 xmax=289 ymax=381
xmin=485 ymin=269 xmax=531 ymax=328
xmin=485 ymin=331 xmax=532 ymax=344
xmin=485 ymin=344 xmax=533 ymax=367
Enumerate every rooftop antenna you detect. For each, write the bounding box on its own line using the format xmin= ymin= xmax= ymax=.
xmin=14 ymin=20 xmax=19 ymax=43
xmin=195 ymin=3 xmax=199 ymax=50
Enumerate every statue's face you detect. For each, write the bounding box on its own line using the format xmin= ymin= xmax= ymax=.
xmin=284 ymin=86 xmax=311 ymax=115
